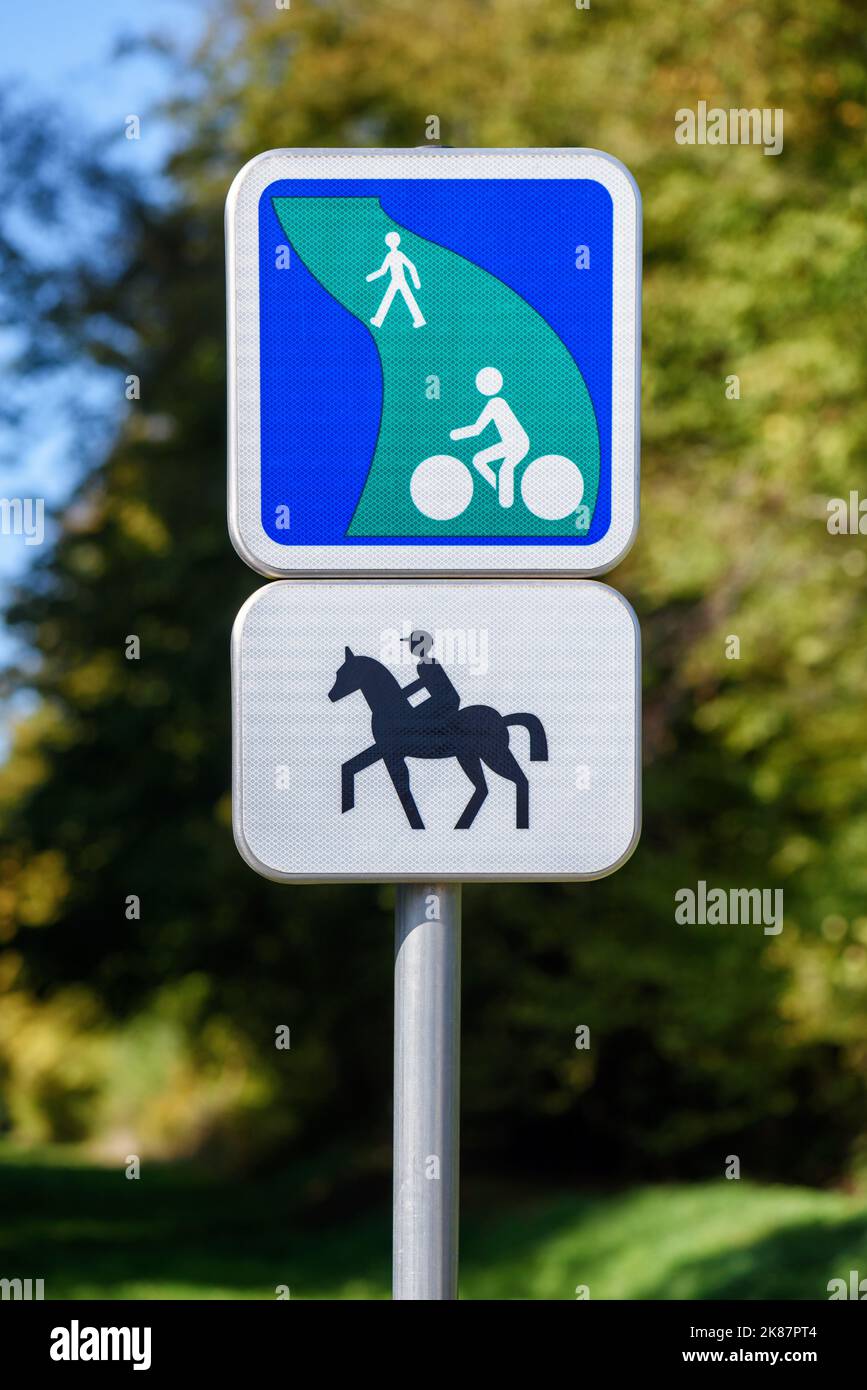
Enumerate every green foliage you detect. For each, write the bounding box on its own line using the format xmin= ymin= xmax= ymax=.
xmin=1 ymin=0 xmax=866 ymax=1179
xmin=1 ymin=1147 xmax=866 ymax=1299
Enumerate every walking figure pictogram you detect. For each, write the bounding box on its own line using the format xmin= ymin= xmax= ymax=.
xmin=366 ymin=231 xmax=426 ymax=329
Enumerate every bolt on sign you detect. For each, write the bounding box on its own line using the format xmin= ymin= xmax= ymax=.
xmin=226 ymin=148 xmax=641 ymax=576
xmin=231 ymin=580 xmax=640 ymax=882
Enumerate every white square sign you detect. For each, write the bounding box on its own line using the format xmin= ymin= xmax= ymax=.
xmin=232 ymin=580 xmax=641 ymax=881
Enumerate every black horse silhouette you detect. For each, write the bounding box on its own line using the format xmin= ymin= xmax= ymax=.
xmin=328 ymin=646 xmax=548 ymax=830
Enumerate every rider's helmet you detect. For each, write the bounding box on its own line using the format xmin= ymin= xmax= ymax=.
xmin=401 ymin=630 xmax=434 ymax=662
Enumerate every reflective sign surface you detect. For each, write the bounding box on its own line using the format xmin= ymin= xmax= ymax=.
xmin=232 ymin=580 xmax=640 ymax=881
xmin=227 ymin=149 xmax=641 ymax=576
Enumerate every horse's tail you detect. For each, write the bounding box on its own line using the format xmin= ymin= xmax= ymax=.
xmin=505 ymin=713 xmax=548 ymax=762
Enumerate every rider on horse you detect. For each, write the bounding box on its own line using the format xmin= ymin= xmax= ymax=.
xmin=400 ymin=630 xmax=460 ymax=717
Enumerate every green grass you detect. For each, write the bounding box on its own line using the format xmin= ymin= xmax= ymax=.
xmin=1 ymin=1145 xmax=866 ymax=1299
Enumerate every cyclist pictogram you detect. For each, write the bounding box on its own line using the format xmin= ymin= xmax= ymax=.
xmin=410 ymin=366 xmax=585 ymax=523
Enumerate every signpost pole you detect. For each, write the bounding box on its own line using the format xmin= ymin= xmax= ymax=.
xmin=393 ymin=882 xmax=462 ymax=1300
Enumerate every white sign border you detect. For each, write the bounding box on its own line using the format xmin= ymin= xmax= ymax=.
xmin=226 ymin=148 xmax=641 ymax=577
xmin=231 ymin=578 xmax=642 ymax=884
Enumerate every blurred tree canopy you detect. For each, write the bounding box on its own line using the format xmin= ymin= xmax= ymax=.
xmin=1 ymin=0 xmax=866 ymax=1181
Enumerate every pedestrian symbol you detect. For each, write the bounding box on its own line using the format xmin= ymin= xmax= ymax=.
xmin=366 ymin=231 xmax=426 ymax=329
xmin=227 ymin=148 xmax=640 ymax=575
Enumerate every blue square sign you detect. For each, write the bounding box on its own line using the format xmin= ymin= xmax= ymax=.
xmin=226 ymin=149 xmax=640 ymax=575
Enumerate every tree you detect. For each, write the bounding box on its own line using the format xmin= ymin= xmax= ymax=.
xmin=1 ymin=0 xmax=866 ymax=1179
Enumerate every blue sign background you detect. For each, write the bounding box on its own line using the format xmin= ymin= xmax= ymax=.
xmin=257 ymin=178 xmax=613 ymax=546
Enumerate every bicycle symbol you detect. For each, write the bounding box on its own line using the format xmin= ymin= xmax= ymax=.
xmin=409 ymin=367 xmax=585 ymax=523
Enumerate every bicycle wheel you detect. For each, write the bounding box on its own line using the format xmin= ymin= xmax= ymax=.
xmin=410 ymin=455 xmax=474 ymax=520
xmin=520 ymin=454 xmax=584 ymax=521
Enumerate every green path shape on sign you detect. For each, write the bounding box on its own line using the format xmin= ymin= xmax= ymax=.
xmin=272 ymin=196 xmax=600 ymax=538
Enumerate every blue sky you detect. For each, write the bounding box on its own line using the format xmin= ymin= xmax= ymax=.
xmin=0 ymin=0 xmax=203 ymax=533
xmin=0 ymin=1 xmax=201 ymax=136
xmin=0 ymin=1 xmax=203 ymax=741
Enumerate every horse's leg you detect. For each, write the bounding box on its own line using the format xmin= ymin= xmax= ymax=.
xmin=483 ymin=747 xmax=530 ymax=829
xmin=341 ymin=744 xmax=381 ymax=813
xmin=383 ymin=755 xmax=424 ymax=829
xmin=455 ymin=756 xmax=488 ymax=829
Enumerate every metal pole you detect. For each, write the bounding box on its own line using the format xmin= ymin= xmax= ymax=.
xmin=393 ymin=882 xmax=462 ymax=1300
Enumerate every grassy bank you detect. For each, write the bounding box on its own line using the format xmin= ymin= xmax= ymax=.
xmin=1 ymin=1146 xmax=865 ymax=1299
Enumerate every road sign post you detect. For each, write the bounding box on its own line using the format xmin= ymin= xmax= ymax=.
xmin=226 ymin=147 xmax=641 ymax=1300
xmin=393 ymin=883 xmax=461 ymax=1300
